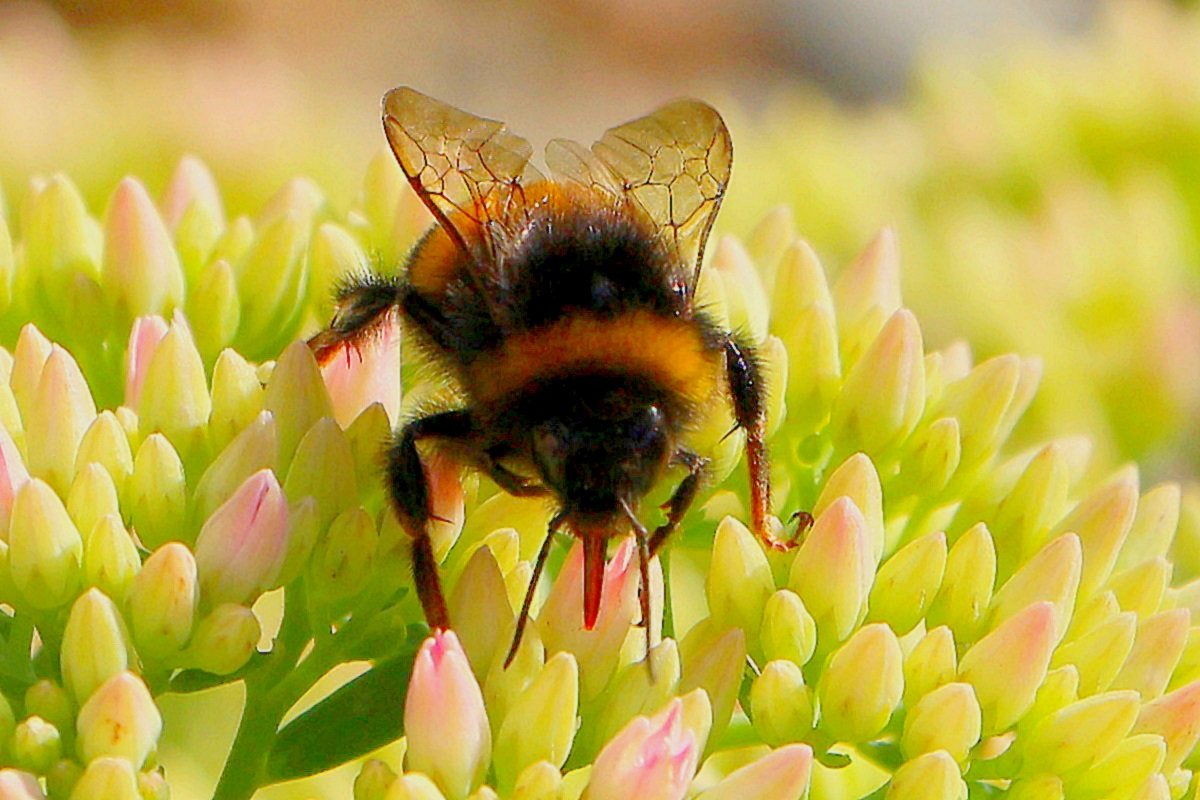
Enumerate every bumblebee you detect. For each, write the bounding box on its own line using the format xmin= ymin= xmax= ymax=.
xmin=310 ymin=87 xmax=799 ymax=664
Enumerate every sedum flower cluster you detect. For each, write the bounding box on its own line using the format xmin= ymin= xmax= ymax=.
xmin=0 ymin=147 xmax=1198 ymax=800
xmin=729 ymin=0 xmax=1200 ymax=481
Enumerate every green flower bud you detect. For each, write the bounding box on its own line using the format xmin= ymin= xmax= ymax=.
xmin=46 ymin=759 xmax=83 ymax=800
xmin=750 ymin=660 xmax=814 ymax=745
xmin=345 ymin=402 xmax=393 ymax=487
xmin=311 ymin=506 xmax=377 ymax=605
xmin=868 ymin=531 xmax=946 ymax=634
xmin=696 ymin=745 xmax=813 ymax=800
xmin=276 ymin=496 xmax=319 ymax=587
xmin=1052 ymin=611 xmax=1137 ymax=695
xmin=235 ymin=213 xmax=309 ymax=358
xmin=939 ymin=354 xmax=1028 ymax=468
xmin=1051 ymin=465 xmax=1138 ymax=598
xmin=355 ymin=759 xmax=397 ymax=800
xmin=898 ymin=416 xmax=961 ymax=496
xmin=989 ymin=533 xmax=1081 ymax=641
xmin=10 ymin=325 xmax=51 ymax=432
xmin=14 ymin=716 xmax=61 ymax=774
xmin=509 ymin=761 xmax=561 ymax=800
xmin=0 ymin=693 xmax=16 ymax=754
xmin=901 ymin=682 xmax=981 ymax=764
xmin=259 ymin=177 xmax=324 ymax=226
xmin=23 ymin=176 xmax=101 ymax=321
xmin=61 ymin=588 xmax=133 ymax=704
xmin=128 ymin=543 xmax=198 ymax=660
xmin=0 ymin=214 xmax=12 ymax=316
xmin=129 ymin=434 xmax=187 ymax=550
xmin=74 ymin=412 xmax=134 ymax=503
xmin=1108 ymin=558 xmax=1170 ymax=619
xmin=832 ymin=228 xmax=901 ymax=365
xmin=84 ymin=514 xmax=140 ymax=605
xmin=1018 ymin=666 xmax=1079 ymax=742
xmin=830 ymin=308 xmax=925 ymax=458
xmin=679 ymin=625 xmax=746 ymax=745
xmin=780 ymin=299 xmax=840 ymax=434
xmin=1005 ymin=775 xmax=1064 ymax=800
xmin=8 ymin=478 xmax=83 ymax=608
xmin=309 ymin=223 xmax=368 ymax=320
xmin=885 ymin=750 xmax=965 ymax=800
xmin=713 ymin=236 xmax=769 ymax=344
xmin=75 ymin=672 xmax=161 ymax=767
xmin=68 ymin=757 xmax=140 ymax=800
xmin=751 ymin=210 xmax=799 ymax=297
xmin=959 ymin=601 xmax=1057 ymax=734
xmin=284 ymin=417 xmax=356 ymax=528
xmin=66 ymin=463 xmax=120 ymax=543
xmin=26 ymin=346 xmax=96 ymax=495
xmin=448 ymin=544 xmax=515 ymax=679
xmin=161 ymin=155 xmax=224 ymax=279
xmin=990 ymin=441 xmax=1074 ymax=573
xmin=264 ymin=342 xmax=335 ymax=472
xmin=811 ymin=452 xmax=885 ymax=564
xmin=383 ymin=774 xmax=447 ymax=800
xmin=818 ymin=623 xmax=903 ymax=742
xmin=1022 ymin=691 xmax=1140 ymax=775
xmin=209 ymin=349 xmax=265 ymax=455
xmin=1112 ymin=608 xmax=1189 ymax=699
xmin=759 ymin=589 xmax=816 ymax=667
xmin=136 ymin=768 xmax=169 ymax=800
xmin=1066 ymin=733 xmax=1166 ymax=800
xmin=138 ymin=321 xmax=211 ymax=465
xmin=927 ymin=523 xmax=996 ymax=642
xmin=192 ymin=411 xmax=276 ymax=524
xmin=590 ymin=639 xmax=681 ymax=755
xmin=494 ymin=652 xmax=578 ymax=790
xmin=103 ymin=178 xmax=184 ymax=323
xmin=707 ymin=517 xmax=773 ymax=639
xmin=788 ymin=497 xmax=873 ymax=645
xmin=186 ymin=259 xmax=240 ymax=362
xmin=760 ymin=336 xmax=788 ymax=437
xmin=1117 ymin=482 xmax=1181 ymax=571
xmin=184 ymin=603 xmax=261 ymax=675
xmin=211 ymin=215 xmax=254 ymax=269
xmin=25 ymin=681 xmax=73 ymax=737
xmin=903 ymin=625 xmax=958 ymax=709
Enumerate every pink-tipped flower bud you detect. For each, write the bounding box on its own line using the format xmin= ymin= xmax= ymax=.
xmin=405 ymin=630 xmax=491 ymax=799
xmin=585 ymin=699 xmax=700 ymax=800
xmin=194 ymin=469 xmax=290 ymax=605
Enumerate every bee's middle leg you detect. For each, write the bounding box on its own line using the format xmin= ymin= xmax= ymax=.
xmin=386 ymin=409 xmax=475 ymax=630
xmin=647 ymin=448 xmax=708 ymax=557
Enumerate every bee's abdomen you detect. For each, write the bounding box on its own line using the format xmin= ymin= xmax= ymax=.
xmin=465 ymin=309 xmax=721 ymax=411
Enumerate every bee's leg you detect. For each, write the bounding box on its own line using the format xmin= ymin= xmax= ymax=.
xmin=307 ymin=273 xmax=402 ymax=364
xmin=621 ymin=500 xmax=657 ymax=679
xmin=386 ymin=410 xmax=475 ymax=630
xmin=483 ymin=455 xmax=551 ymax=498
xmin=504 ymin=512 xmax=567 ymax=668
xmin=647 ymin=448 xmax=708 ymax=557
xmin=724 ymin=337 xmax=796 ymax=551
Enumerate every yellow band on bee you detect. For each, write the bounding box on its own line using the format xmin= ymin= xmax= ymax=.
xmin=469 ymin=310 xmax=720 ymax=407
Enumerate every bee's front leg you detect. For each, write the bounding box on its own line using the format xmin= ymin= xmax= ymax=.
xmin=307 ymin=272 xmax=402 ymax=364
xmin=386 ymin=410 xmax=475 ymax=630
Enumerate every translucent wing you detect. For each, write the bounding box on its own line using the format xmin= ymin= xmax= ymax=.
xmin=382 ymin=86 xmax=545 ymax=270
xmin=549 ymin=99 xmax=732 ymax=300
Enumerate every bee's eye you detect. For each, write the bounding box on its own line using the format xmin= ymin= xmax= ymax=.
xmin=629 ymin=405 xmax=665 ymax=452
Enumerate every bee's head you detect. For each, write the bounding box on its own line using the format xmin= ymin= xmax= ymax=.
xmin=532 ymin=402 xmax=672 ymax=519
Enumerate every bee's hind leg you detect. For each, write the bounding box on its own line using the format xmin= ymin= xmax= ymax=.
xmin=724 ymin=337 xmax=798 ymax=551
xmin=307 ymin=272 xmax=403 ymax=364
xmin=386 ymin=410 xmax=475 ymax=630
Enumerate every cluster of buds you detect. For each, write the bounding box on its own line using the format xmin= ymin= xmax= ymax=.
xmin=733 ymin=0 xmax=1200 ymax=482
xmin=1 ymin=148 xmax=1199 ymax=800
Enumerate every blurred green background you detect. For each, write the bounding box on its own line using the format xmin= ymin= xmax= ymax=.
xmin=3 ymin=0 xmax=1199 ymax=795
